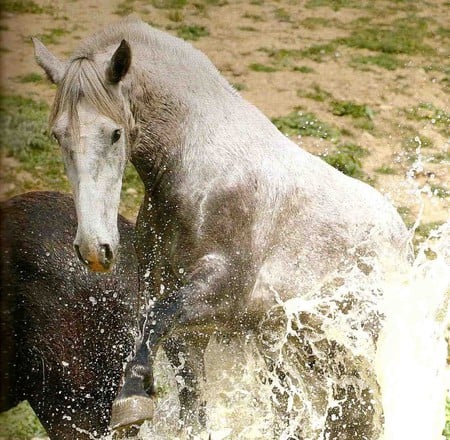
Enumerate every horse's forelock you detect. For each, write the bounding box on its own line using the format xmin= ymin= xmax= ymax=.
xmin=50 ymin=57 xmax=133 ymax=143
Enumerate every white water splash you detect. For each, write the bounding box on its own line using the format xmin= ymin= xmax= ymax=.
xmin=127 ymin=224 xmax=448 ymax=440
xmin=376 ymin=223 xmax=449 ymax=440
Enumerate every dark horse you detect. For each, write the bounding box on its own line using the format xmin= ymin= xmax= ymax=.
xmin=33 ymin=17 xmax=411 ymax=438
xmin=0 ymin=191 xmax=139 ymax=439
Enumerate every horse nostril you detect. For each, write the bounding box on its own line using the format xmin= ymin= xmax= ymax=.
xmin=100 ymin=244 xmax=114 ymax=264
xmin=74 ymin=244 xmax=88 ymax=265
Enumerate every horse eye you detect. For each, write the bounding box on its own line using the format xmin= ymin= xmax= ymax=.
xmin=112 ymin=129 xmax=122 ymax=144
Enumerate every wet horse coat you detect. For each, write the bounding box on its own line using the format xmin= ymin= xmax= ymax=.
xmin=33 ymin=18 xmax=411 ymax=438
xmin=0 ymin=192 xmax=139 ymax=439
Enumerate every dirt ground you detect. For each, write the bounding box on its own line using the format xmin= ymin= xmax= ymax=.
xmin=0 ymin=0 xmax=448 ymax=227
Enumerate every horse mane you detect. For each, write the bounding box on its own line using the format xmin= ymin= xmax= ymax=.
xmin=49 ymin=17 xmax=153 ymax=140
xmin=50 ymin=57 xmax=133 ymax=141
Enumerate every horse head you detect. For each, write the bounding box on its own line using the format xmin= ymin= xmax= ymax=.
xmin=32 ymin=38 xmax=134 ymax=272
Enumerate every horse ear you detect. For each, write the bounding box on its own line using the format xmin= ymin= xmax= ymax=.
xmin=106 ymin=40 xmax=132 ymax=84
xmin=32 ymin=37 xmax=66 ymax=84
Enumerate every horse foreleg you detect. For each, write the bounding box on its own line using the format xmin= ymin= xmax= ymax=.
xmin=111 ymin=253 xmax=228 ymax=430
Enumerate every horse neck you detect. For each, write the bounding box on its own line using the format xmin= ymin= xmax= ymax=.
xmin=126 ymin=69 xmax=241 ymax=193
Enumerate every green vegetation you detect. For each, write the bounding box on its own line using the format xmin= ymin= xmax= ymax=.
xmin=293 ymin=65 xmax=315 ymax=73
xmin=152 ymin=0 xmax=187 ymax=8
xmin=444 ymin=395 xmax=450 ymax=439
xmin=177 ymin=25 xmax=209 ymax=40
xmin=114 ymin=0 xmax=136 ymax=16
xmin=405 ymin=103 xmax=450 ymax=137
xmin=305 ymin=0 xmax=372 ymax=10
xmin=168 ymin=9 xmax=184 ymax=22
xmin=36 ymin=28 xmax=70 ymax=45
xmin=239 ymin=26 xmax=257 ymax=32
xmin=331 ymin=100 xmax=374 ymax=119
xmin=402 ymin=135 xmax=433 ymax=151
xmin=263 ymin=47 xmax=302 ymax=66
xmin=374 ymin=165 xmax=396 ymax=175
xmin=243 ymin=13 xmax=264 ymax=21
xmin=319 ymin=144 xmax=369 ymax=180
xmin=0 ymin=401 xmax=47 ymax=438
xmin=1 ymin=0 xmax=48 ymax=14
xmin=300 ymin=83 xmax=332 ymax=102
xmin=274 ymin=8 xmax=291 ymax=22
xmin=331 ymin=100 xmax=374 ymax=130
xmin=342 ymin=17 xmax=432 ymax=55
xmin=300 ymin=42 xmax=338 ymax=62
xmin=231 ymin=82 xmax=247 ymax=91
xmin=396 ymin=206 xmax=413 ymax=226
xmin=249 ymin=63 xmax=278 ymax=72
xmin=430 ymin=150 xmax=450 ymax=164
xmin=414 ymin=221 xmax=444 ymax=242
xmin=351 ymin=54 xmax=403 ymax=71
xmin=301 ymin=17 xmax=338 ymax=30
xmin=15 ymin=72 xmax=43 ymax=83
xmin=429 ymin=184 xmax=450 ymax=199
xmin=272 ymin=110 xmax=340 ymax=139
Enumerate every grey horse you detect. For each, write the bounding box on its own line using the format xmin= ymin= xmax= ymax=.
xmin=33 ymin=17 xmax=411 ymax=439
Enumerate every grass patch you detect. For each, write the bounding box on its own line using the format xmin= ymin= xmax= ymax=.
xmin=331 ymin=100 xmax=374 ymax=119
xmin=305 ymin=0 xmax=372 ymax=10
xmin=430 ymin=150 xmax=450 ymax=164
xmin=342 ymin=17 xmax=432 ymax=55
xmin=405 ymin=103 xmax=450 ymax=136
xmin=414 ymin=221 xmax=444 ymax=241
xmin=1 ymin=0 xmax=48 ymax=14
xmin=402 ymin=134 xmax=433 ymax=151
xmin=239 ymin=26 xmax=257 ymax=32
xmin=351 ymin=54 xmax=403 ymax=71
xmin=444 ymin=396 xmax=450 ymax=440
xmin=0 ymin=401 xmax=47 ymax=438
xmin=15 ymin=72 xmax=43 ymax=83
xmin=396 ymin=206 xmax=414 ymax=226
xmin=272 ymin=110 xmax=340 ymax=139
xmin=300 ymin=83 xmax=332 ymax=102
xmin=330 ymin=100 xmax=374 ymax=130
xmin=375 ymin=165 xmax=397 ymax=175
xmin=429 ymin=184 xmax=450 ymax=198
xmin=249 ymin=63 xmax=278 ymax=72
xmin=114 ymin=0 xmax=136 ymax=16
xmin=274 ymin=8 xmax=291 ymax=22
xmin=264 ymin=48 xmax=302 ymax=65
xmin=293 ymin=65 xmax=315 ymax=73
xmin=243 ymin=13 xmax=264 ymax=21
xmin=301 ymin=17 xmax=339 ymax=29
xmin=231 ymin=82 xmax=247 ymax=91
xmin=36 ymin=28 xmax=70 ymax=45
xmin=177 ymin=25 xmax=209 ymax=40
xmin=319 ymin=144 xmax=369 ymax=180
xmin=167 ymin=9 xmax=184 ymax=22
xmin=152 ymin=0 xmax=187 ymax=8
xmin=300 ymin=42 xmax=338 ymax=62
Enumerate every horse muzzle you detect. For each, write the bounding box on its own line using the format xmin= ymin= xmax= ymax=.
xmin=74 ymin=242 xmax=115 ymax=272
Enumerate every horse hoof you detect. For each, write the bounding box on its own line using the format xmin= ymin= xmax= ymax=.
xmin=110 ymin=395 xmax=155 ymax=430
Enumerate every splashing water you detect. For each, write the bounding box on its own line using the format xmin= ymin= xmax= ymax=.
xmin=376 ymin=222 xmax=449 ymax=440
xmin=119 ymin=225 xmax=448 ymax=440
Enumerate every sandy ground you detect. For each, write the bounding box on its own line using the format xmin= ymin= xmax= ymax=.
xmin=0 ymin=0 xmax=448 ymax=225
